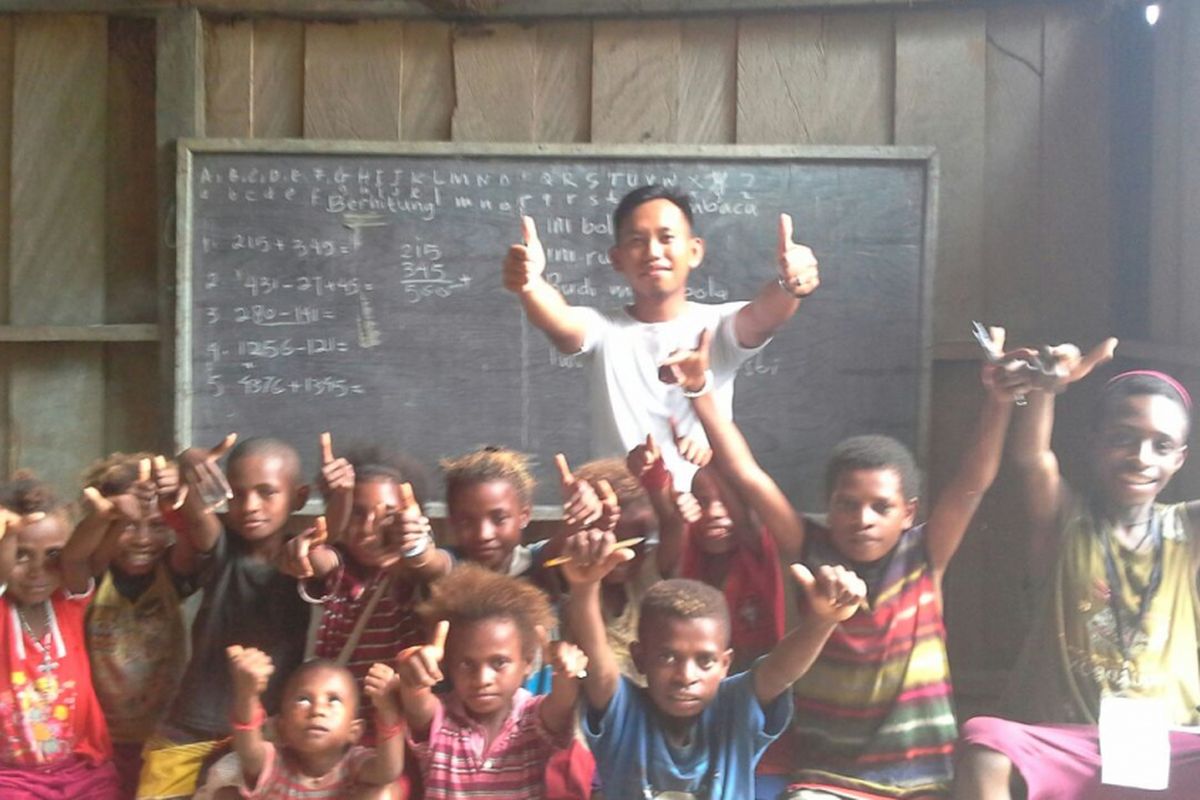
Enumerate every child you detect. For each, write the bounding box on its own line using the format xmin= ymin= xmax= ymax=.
xmin=81 ymin=453 xmax=194 ymax=796
xmin=223 ymin=647 xmax=405 ymax=798
xmin=564 ymin=527 xmax=866 ymax=799
xmin=137 ymin=435 xmax=312 ymax=800
xmin=504 ymin=184 xmax=818 ymax=490
xmin=394 ymin=563 xmax=588 ymax=798
xmin=0 ymin=472 xmax=122 ymax=798
xmin=665 ymin=326 xmax=1024 ymax=798
xmin=955 ymin=346 xmax=1200 ymax=799
xmin=284 ymin=444 xmax=451 ymax=691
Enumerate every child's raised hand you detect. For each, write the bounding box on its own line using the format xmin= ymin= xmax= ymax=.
xmin=979 ymin=328 xmax=1038 ymax=402
xmin=227 ymin=645 xmax=274 ymax=699
xmin=669 ymin=417 xmax=713 ymax=467
xmin=790 ymin=563 xmax=868 ymax=624
xmin=777 ymin=213 xmax=820 ymax=298
xmin=626 ymin=434 xmax=664 ymax=479
xmin=674 ymin=491 xmax=702 ymax=525
xmin=317 ymin=432 xmax=355 ymax=500
xmin=396 ymin=619 xmax=449 ymax=691
xmin=391 ymin=482 xmax=434 ymax=564
xmin=594 ymin=479 xmax=621 ymax=535
xmin=559 ymin=529 xmax=636 ymax=585
xmin=1037 ymin=337 xmax=1119 ymax=393
xmin=281 ymin=516 xmax=329 ymax=579
xmin=364 ymin=662 xmax=402 ymax=713
xmin=0 ymin=507 xmax=44 ymax=543
xmin=83 ymin=486 xmax=140 ymax=523
xmin=152 ymin=455 xmax=188 ymax=512
xmin=179 ymin=433 xmax=237 ymax=511
xmin=503 ymin=216 xmax=546 ymax=294
xmin=658 ymin=328 xmax=712 ymax=395
xmin=556 ymin=454 xmax=602 ymax=530
xmin=545 ymin=633 xmax=589 ymax=681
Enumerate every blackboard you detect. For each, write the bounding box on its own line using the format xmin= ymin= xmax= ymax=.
xmin=177 ymin=141 xmax=937 ymax=512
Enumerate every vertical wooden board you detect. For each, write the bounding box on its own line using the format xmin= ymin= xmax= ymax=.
xmin=0 ymin=19 xmax=11 ymax=475
xmin=1148 ymin=1 xmax=1183 ymax=343
xmin=678 ymin=18 xmax=736 ymax=144
xmin=533 ymin=20 xmax=591 ymax=143
xmin=1039 ymin=7 xmax=1113 ymax=344
xmin=304 ymin=21 xmax=403 ymax=140
xmin=895 ymin=10 xmax=986 ymax=344
xmin=252 ymin=19 xmax=304 ymax=138
xmin=104 ymin=343 xmax=161 ymax=456
xmin=1177 ymin=2 xmax=1200 ymax=346
xmin=11 ymin=14 xmax=106 ymax=324
xmin=591 ymin=19 xmax=681 ymax=143
xmin=401 ymin=21 xmax=454 ymax=141
xmin=981 ymin=6 xmax=1044 ymax=336
xmin=204 ymin=17 xmax=252 ymax=137
xmin=451 ymin=23 xmax=536 ymax=142
xmin=736 ymin=12 xmax=894 ymax=145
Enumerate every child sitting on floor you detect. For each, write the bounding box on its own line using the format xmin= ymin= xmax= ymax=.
xmin=221 ymin=648 xmax=405 ymax=799
xmin=394 ymin=563 xmax=588 ymax=799
xmin=0 ymin=473 xmax=123 ymax=798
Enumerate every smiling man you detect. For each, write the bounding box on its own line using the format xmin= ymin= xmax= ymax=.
xmin=503 ymin=184 xmax=818 ymax=490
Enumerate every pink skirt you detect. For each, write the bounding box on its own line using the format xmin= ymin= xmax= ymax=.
xmin=0 ymin=755 xmax=122 ymax=800
xmin=959 ymin=716 xmax=1200 ymax=800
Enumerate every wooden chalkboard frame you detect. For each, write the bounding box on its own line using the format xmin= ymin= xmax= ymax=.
xmin=176 ymin=139 xmax=938 ymax=517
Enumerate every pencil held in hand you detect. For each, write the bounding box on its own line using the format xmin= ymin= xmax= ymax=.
xmin=544 ymin=537 xmax=645 ymax=568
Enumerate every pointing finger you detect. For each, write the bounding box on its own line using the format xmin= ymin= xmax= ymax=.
xmin=555 ymin=453 xmax=574 ymax=486
xmin=320 ymin=432 xmax=334 ymax=465
xmin=521 ymin=215 xmax=540 ymax=247
xmin=210 ymin=433 xmax=238 ymax=459
xmin=1079 ymin=337 xmax=1119 ymax=375
xmin=778 ymin=213 xmax=794 ymax=253
xmin=430 ymin=619 xmax=450 ymax=659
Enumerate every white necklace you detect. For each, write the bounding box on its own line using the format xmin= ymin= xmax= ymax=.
xmin=10 ymin=600 xmax=64 ymax=674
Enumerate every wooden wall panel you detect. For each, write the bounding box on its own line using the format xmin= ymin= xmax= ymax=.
xmin=679 ymin=18 xmax=736 ymax=144
xmin=9 ymin=14 xmax=108 ymax=491
xmin=0 ymin=17 xmax=11 ymax=473
xmin=253 ymin=19 xmax=304 ymax=138
xmin=1038 ymin=6 xmax=1113 ymax=344
xmin=895 ymin=9 xmax=986 ymax=344
xmin=400 ymin=21 xmax=453 ymax=141
xmin=1178 ymin=4 xmax=1200 ymax=347
xmin=204 ymin=17 xmax=252 ymax=136
xmin=533 ymin=20 xmax=591 ymax=143
xmin=305 ymin=21 xmax=403 ymax=139
xmin=452 ymin=23 xmax=536 ymax=141
xmin=736 ymin=12 xmax=894 ymax=145
xmin=591 ymin=19 xmax=681 ymax=143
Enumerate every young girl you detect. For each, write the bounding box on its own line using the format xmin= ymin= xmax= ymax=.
xmin=664 ymin=327 xmax=1023 ymax=799
xmin=81 ymin=453 xmax=193 ymax=796
xmin=955 ymin=345 xmax=1200 ymax=799
xmin=394 ymin=563 xmax=587 ymax=799
xmin=222 ymin=648 xmax=405 ymax=798
xmin=0 ymin=472 xmax=122 ymax=798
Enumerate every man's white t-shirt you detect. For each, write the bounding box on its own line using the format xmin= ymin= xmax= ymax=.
xmin=576 ymin=301 xmax=764 ymax=491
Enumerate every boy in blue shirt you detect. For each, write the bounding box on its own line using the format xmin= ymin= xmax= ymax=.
xmin=562 ymin=528 xmax=865 ymax=799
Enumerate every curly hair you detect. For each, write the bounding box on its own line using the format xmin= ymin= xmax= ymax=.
xmin=418 ymin=563 xmax=555 ymax=661
xmin=824 ymin=435 xmax=920 ymax=501
xmin=0 ymin=469 xmax=59 ymax=515
xmin=574 ymin=457 xmax=647 ymax=510
xmin=637 ymin=578 xmax=730 ymax=646
xmin=441 ymin=446 xmax=535 ymax=510
xmin=81 ymin=451 xmax=156 ymax=498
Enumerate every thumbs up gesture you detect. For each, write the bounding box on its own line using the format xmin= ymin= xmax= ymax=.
xmin=396 ymin=619 xmax=450 ymax=691
xmin=777 ymin=213 xmax=819 ymax=298
xmin=503 ymin=215 xmax=547 ymax=294
xmin=791 ymin=563 xmax=867 ymax=624
xmin=556 ymin=453 xmax=602 ymax=530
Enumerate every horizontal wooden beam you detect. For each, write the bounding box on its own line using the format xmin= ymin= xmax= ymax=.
xmin=0 ymin=324 xmax=159 ymax=342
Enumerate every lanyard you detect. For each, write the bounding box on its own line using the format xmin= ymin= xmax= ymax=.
xmin=1095 ymin=510 xmax=1164 ymax=667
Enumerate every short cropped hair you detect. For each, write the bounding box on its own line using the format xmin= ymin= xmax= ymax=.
xmin=638 ymin=578 xmax=730 ymax=647
xmin=573 ymin=457 xmax=647 ymax=509
xmin=227 ymin=437 xmax=302 ymax=483
xmin=441 ymin=446 xmax=535 ymax=509
xmin=612 ymin=185 xmax=696 ymax=240
xmin=419 ymin=563 xmax=555 ymax=662
xmin=282 ymin=658 xmax=360 ymax=715
xmin=344 ymin=445 xmax=430 ymax=506
xmin=0 ymin=470 xmax=59 ymax=515
xmin=81 ymin=451 xmax=155 ymax=498
xmin=1098 ymin=373 xmax=1192 ymax=439
xmin=824 ymin=435 xmax=920 ymax=500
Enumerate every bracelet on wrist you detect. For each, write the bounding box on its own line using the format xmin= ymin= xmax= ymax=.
xmin=682 ymin=369 xmax=714 ymax=399
xmin=375 ymin=720 xmax=405 ymax=741
xmin=639 ymin=459 xmax=672 ymax=492
xmin=230 ymin=703 xmax=266 ymax=732
xmin=777 ymin=275 xmax=807 ymax=298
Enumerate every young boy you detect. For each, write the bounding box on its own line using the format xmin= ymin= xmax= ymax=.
xmin=137 ymin=435 xmax=312 ymax=800
xmin=563 ymin=528 xmax=866 ymax=799
xmin=504 ymin=184 xmax=819 ymax=490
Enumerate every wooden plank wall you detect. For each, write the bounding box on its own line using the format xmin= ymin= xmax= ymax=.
xmin=1 ymin=3 xmax=1193 ymax=691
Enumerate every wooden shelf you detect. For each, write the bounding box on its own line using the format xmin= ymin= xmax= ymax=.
xmin=0 ymin=324 xmax=160 ymax=343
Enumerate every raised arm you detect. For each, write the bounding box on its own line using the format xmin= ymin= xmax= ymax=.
xmin=317 ymin=433 xmax=354 ymax=542
xmin=62 ymin=487 xmax=139 ymax=594
xmin=390 ymin=482 xmax=452 ymax=582
xmin=175 ymin=433 xmax=238 ymax=558
xmin=562 ymin=530 xmax=636 ymax=711
xmin=538 ymin=636 xmax=589 ymax=737
xmin=504 ymin=215 xmax=591 ymax=354
xmin=734 ymin=213 xmax=817 ymax=349
xmin=394 ymin=620 xmax=449 ymax=739
xmin=227 ymin=646 xmax=274 ymax=786
xmin=357 ymin=663 xmax=406 ymax=786
xmin=752 ymin=563 xmax=866 ymax=704
xmin=661 ymin=329 xmax=806 ymax=561
xmin=0 ymin=508 xmax=43 ymax=584
xmin=626 ymin=436 xmax=687 ymax=577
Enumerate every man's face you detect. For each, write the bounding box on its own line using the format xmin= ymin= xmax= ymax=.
xmin=609 ymin=199 xmax=704 ymax=303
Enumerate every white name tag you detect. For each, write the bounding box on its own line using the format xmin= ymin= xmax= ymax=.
xmin=1099 ymin=695 xmax=1170 ymax=790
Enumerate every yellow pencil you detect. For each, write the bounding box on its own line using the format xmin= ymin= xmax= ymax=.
xmin=544 ymin=537 xmax=646 ymax=568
